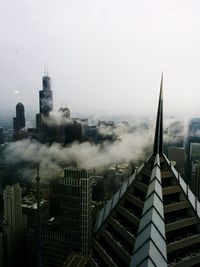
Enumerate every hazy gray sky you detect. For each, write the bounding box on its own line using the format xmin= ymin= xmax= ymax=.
xmin=0 ymin=0 xmax=200 ymax=116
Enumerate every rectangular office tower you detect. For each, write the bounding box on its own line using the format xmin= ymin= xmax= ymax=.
xmin=3 ymin=184 xmax=24 ymax=267
xmin=39 ymin=76 xmax=53 ymax=116
xmin=59 ymin=167 xmax=93 ymax=255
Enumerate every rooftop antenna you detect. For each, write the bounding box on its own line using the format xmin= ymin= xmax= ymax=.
xmin=36 ymin=164 xmax=42 ymax=267
xmin=43 ymin=64 xmax=49 ymax=76
xmin=46 ymin=64 xmax=49 ymax=76
xmin=43 ymin=64 xmax=46 ymax=76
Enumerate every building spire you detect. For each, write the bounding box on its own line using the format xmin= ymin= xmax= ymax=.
xmin=153 ymin=73 xmax=163 ymax=155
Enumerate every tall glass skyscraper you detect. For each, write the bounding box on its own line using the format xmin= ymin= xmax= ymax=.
xmin=59 ymin=167 xmax=93 ymax=255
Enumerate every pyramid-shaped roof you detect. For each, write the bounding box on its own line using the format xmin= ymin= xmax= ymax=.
xmin=85 ymin=76 xmax=200 ymax=267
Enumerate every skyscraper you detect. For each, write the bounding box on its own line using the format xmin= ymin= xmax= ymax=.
xmin=36 ymin=74 xmax=53 ymax=143
xmin=13 ymin=102 xmax=25 ymax=131
xmin=190 ymin=161 xmax=200 ymax=199
xmin=3 ymin=183 xmax=24 ymax=267
xmin=59 ymin=167 xmax=93 ymax=255
xmin=0 ymin=128 xmax=4 ymax=144
xmin=13 ymin=102 xmax=26 ymax=140
xmin=0 ymin=226 xmax=4 ymax=267
xmin=190 ymin=143 xmax=200 ymax=161
xmin=39 ymin=75 xmax=53 ymax=116
xmin=168 ymin=146 xmax=185 ymax=175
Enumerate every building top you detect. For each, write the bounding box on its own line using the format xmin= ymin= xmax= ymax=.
xmin=22 ymin=194 xmax=47 ymax=210
xmin=59 ymin=167 xmax=93 ymax=180
xmin=16 ymin=102 xmax=24 ymax=107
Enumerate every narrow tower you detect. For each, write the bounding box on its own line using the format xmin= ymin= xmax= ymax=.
xmin=3 ymin=184 xmax=23 ymax=267
xmin=13 ymin=102 xmax=26 ymax=140
xmin=39 ymin=75 xmax=53 ymax=116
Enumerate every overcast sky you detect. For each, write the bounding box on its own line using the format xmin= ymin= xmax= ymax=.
xmin=0 ymin=0 xmax=200 ymax=117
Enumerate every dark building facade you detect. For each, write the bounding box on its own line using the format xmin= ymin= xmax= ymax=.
xmin=39 ymin=76 xmax=53 ymax=116
xmin=0 ymin=128 xmax=3 ymax=144
xmin=13 ymin=102 xmax=26 ymax=140
xmin=65 ymin=120 xmax=82 ymax=145
xmin=41 ymin=221 xmax=66 ymax=267
xmin=59 ymin=167 xmax=93 ymax=255
xmin=36 ymin=75 xmax=53 ymax=142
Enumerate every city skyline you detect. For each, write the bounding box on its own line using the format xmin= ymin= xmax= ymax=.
xmin=1 ymin=59 xmax=200 ymax=266
xmin=0 ymin=1 xmax=200 ymax=116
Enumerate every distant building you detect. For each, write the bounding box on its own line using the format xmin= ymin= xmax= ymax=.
xmin=59 ymin=167 xmax=93 ymax=255
xmin=13 ymin=102 xmax=26 ymax=140
xmin=85 ymin=125 xmax=97 ymax=143
xmin=190 ymin=161 xmax=200 ymax=199
xmin=27 ymin=127 xmax=36 ymax=139
xmin=58 ymin=107 xmax=70 ymax=119
xmin=36 ymin=113 xmax=45 ymax=143
xmin=188 ymin=118 xmax=200 ymax=136
xmin=0 ymin=128 xmax=4 ymax=144
xmin=190 ymin=143 xmax=200 ymax=161
xmin=65 ymin=120 xmax=82 ymax=144
xmin=39 ymin=75 xmax=53 ymax=116
xmin=3 ymin=184 xmax=25 ymax=267
xmin=36 ymin=74 xmax=53 ymax=143
xmin=168 ymin=146 xmax=185 ymax=175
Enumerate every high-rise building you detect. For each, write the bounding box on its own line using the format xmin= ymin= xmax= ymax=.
xmin=39 ymin=75 xmax=53 ymax=116
xmin=65 ymin=120 xmax=82 ymax=144
xmin=0 ymin=128 xmax=4 ymax=144
xmin=0 ymin=227 xmax=4 ymax=267
xmin=190 ymin=143 xmax=200 ymax=161
xmin=37 ymin=74 xmax=54 ymax=143
xmin=190 ymin=161 xmax=200 ymax=199
xmin=3 ymin=183 xmax=24 ymax=267
xmin=41 ymin=218 xmax=66 ymax=267
xmin=59 ymin=167 xmax=93 ymax=255
xmin=13 ymin=102 xmax=26 ymax=140
xmin=36 ymin=113 xmax=45 ymax=143
xmin=168 ymin=146 xmax=185 ymax=175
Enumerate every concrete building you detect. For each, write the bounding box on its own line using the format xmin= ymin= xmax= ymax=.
xmin=59 ymin=167 xmax=93 ymax=255
xmin=3 ymin=183 xmax=24 ymax=267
